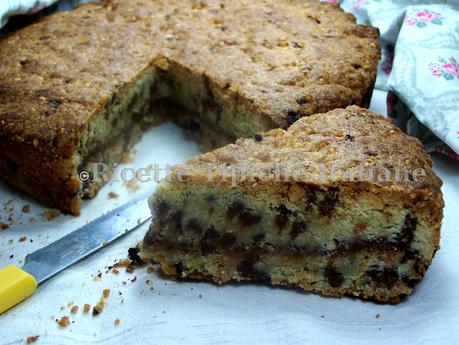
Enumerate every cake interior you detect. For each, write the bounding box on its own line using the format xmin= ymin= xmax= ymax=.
xmin=76 ymin=58 xmax=278 ymax=202
xmin=140 ymin=180 xmax=438 ymax=303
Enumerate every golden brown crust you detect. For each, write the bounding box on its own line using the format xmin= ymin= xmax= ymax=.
xmin=0 ymin=0 xmax=380 ymax=213
xmin=174 ymin=106 xmax=442 ymax=192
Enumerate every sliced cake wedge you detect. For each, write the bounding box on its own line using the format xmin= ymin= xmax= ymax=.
xmin=140 ymin=106 xmax=443 ymax=303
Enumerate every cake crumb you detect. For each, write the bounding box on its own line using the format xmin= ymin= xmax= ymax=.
xmin=83 ymin=304 xmax=91 ymax=313
xmin=103 ymin=289 xmax=110 ymax=298
xmin=375 ymin=313 xmax=380 ymax=319
xmin=22 ymin=205 xmax=30 ymax=213
xmin=19 ymin=236 xmax=27 ymax=242
xmin=92 ymin=298 xmax=105 ymax=316
xmin=123 ymin=179 xmax=140 ymax=193
xmin=114 ymin=319 xmax=120 ymax=327
xmin=42 ymin=209 xmax=60 ymax=221
xmin=198 ymin=294 xmax=202 ymax=299
xmin=146 ymin=266 xmax=154 ymax=273
xmin=0 ymin=223 xmax=9 ymax=230
xmin=57 ymin=316 xmax=70 ymax=328
xmin=26 ymin=335 xmax=39 ymax=344
xmin=70 ymin=306 xmax=79 ymax=314
xmin=108 ymin=192 xmax=119 ymax=199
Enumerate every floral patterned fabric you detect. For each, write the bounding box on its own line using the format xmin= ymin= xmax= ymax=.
xmin=323 ymin=0 xmax=459 ymax=160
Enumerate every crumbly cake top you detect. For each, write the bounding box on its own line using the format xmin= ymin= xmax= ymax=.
xmin=174 ymin=106 xmax=442 ymax=191
xmin=0 ymin=0 xmax=379 ymax=156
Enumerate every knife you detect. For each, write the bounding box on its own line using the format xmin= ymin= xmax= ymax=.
xmin=0 ymin=192 xmax=152 ymax=314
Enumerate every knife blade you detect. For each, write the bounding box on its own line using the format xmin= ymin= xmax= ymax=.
xmin=0 ymin=191 xmax=152 ymax=313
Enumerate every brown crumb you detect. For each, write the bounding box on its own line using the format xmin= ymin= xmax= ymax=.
xmin=26 ymin=336 xmax=39 ymax=344
xmin=0 ymin=223 xmax=9 ymax=230
xmin=375 ymin=313 xmax=380 ymax=319
xmin=108 ymin=192 xmax=119 ymax=199
xmin=123 ymin=179 xmax=140 ymax=193
xmin=146 ymin=266 xmax=154 ymax=273
xmin=22 ymin=205 xmax=30 ymax=213
xmin=112 ymin=268 xmax=120 ymax=275
xmin=70 ymin=306 xmax=79 ymax=314
xmin=114 ymin=319 xmax=120 ymax=327
xmin=57 ymin=316 xmax=70 ymax=328
xmin=92 ymin=298 xmax=105 ymax=316
xmin=83 ymin=304 xmax=91 ymax=313
xmin=42 ymin=209 xmax=60 ymax=221
xmin=19 ymin=236 xmax=27 ymax=242
xmin=103 ymin=289 xmax=110 ymax=298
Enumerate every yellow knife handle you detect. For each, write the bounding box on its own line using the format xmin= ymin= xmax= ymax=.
xmin=0 ymin=265 xmax=37 ymax=314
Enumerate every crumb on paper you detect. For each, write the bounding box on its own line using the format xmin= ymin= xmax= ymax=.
xmin=123 ymin=179 xmax=140 ymax=193
xmin=0 ymin=223 xmax=9 ymax=230
xmin=28 ymin=217 xmax=35 ymax=224
xmin=375 ymin=313 xmax=380 ymax=319
xmin=19 ymin=236 xmax=27 ymax=243
xmin=83 ymin=304 xmax=91 ymax=313
xmin=198 ymin=294 xmax=202 ymax=299
xmin=57 ymin=316 xmax=70 ymax=328
xmin=146 ymin=266 xmax=154 ymax=273
xmin=108 ymin=192 xmax=119 ymax=199
xmin=92 ymin=298 xmax=105 ymax=316
xmin=114 ymin=319 xmax=120 ymax=327
xmin=26 ymin=335 xmax=39 ymax=344
xmin=42 ymin=209 xmax=60 ymax=221
xmin=22 ymin=205 xmax=30 ymax=213
xmin=70 ymin=306 xmax=79 ymax=314
xmin=103 ymin=289 xmax=110 ymax=298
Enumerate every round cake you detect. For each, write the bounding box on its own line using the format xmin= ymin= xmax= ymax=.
xmin=0 ymin=0 xmax=380 ymax=214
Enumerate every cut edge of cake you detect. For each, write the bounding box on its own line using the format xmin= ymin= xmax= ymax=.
xmin=140 ymin=106 xmax=443 ymax=303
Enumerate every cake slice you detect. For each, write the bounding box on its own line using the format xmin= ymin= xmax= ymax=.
xmin=140 ymin=106 xmax=443 ymax=303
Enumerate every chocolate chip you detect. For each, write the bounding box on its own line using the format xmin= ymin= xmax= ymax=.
xmin=171 ymin=210 xmax=183 ymax=231
xmin=291 ymin=221 xmax=308 ymax=239
xmin=237 ymin=251 xmax=270 ymax=282
xmin=6 ymin=158 xmax=18 ymax=172
xmin=156 ymin=199 xmax=170 ymax=214
xmin=19 ymin=59 xmax=29 ymax=66
xmin=318 ymin=187 xmax=339 ymax=216
xmin=399 ymin=213 xmax=417 ymax=245
xmin=40 ymin=110 xmax=51 ymax=117
xmin=254 ymin=134 xmax=263 ymax=142
xmin=344 ymin=134 xmax=355 ymax=142
xmin=174 ymin=262 xmax=186 ymax=277
xmin=128 ymin=246 xmax=142 ymax=264
xmin=201 ymin=227 xmax=220 ymax=255
xmin=296 ymin=96 xmax=308 ymax=105
xmin=324 ymin=266 xmax=343 ymax=288
xmin=252 ymin=233 xmax=265 ymax=243
xmin=352 ymin=63 xmax=361 ymax=69
xmin=287 ymin=111 xmax=300 ymax=125
xmin=275 ymin=205 xmax=290 ymax=230
xmin=240 ymin=209 xmax=261 ymax=226
xmin=184 ymin=120 xmax=200 ymax=131
xmin=292 ymin=41 xmax=302 ymax=49
xmin=187 ymin=218 xmax=202 ymax=233
xmin=220 ymin=232 xmax=236 ymax=246
xmin=49 ymin=99 xmax=61 ymax=109
xmin=227 ymin=201 xmax=245 ymax=218
xmin=366 ymin=266 xmax=399 ymax=288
